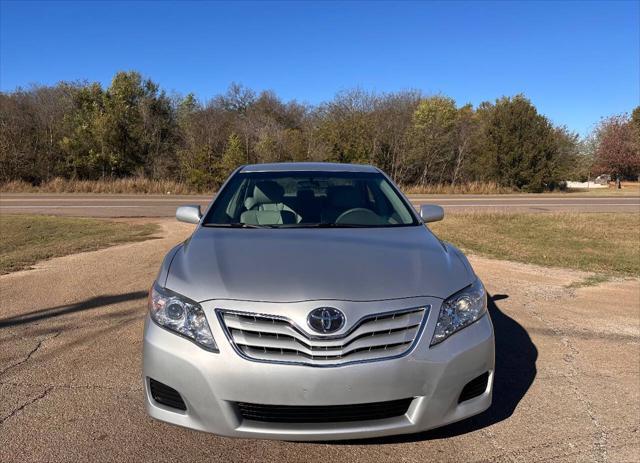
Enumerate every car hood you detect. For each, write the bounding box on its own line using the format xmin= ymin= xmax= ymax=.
xmin=165 ymin=226 xmax=474 ymax=303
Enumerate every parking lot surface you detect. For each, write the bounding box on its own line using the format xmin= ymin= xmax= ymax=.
xmin=1 ymin=219 xmax=638 ymax=462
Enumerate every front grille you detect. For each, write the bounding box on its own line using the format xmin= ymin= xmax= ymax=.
xmin=217 ymin=307 xmax=428 ymax=366
xmin=458 ymin=372 xmax=490 ymax=403
xmin=236 ymin=398 xmax=413 ymax=423
xmin=149 ymin=378 xmax=187 ymax=411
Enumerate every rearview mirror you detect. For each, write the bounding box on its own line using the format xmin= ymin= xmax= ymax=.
xmin=419 ymin=204 xmax=444 ymax=223
xmin=176 ymin=205 xmax=202 ymax=224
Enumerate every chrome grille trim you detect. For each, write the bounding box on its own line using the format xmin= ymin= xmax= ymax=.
xmin=215 ymin=306 xmax=430 ymax=367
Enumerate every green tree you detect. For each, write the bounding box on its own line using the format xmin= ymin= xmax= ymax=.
xmin=220 ymin=133 xmax=245 ymax=180
xmin=632 ymin=106 xmax=640 ymax=129
xmin=0 ymin=72 xmax=600 ymax=191
xmin=409 ymin=96 xmax=458 ymax=185
xmin=450 ymin=104 xmax=481 ymax=186
xmin=60 ymin=83 xmax=106 ymax=178
xmin=181 ymin=145 xmax=216 ymax=190
xmin=99 ymin=72 xmax=148 ymax=176
xmin=315 ymin=89 xmax=377 ymax=164
xmin=477 ymin=95 xmax=560 ymax=191
xmin=631 ymin=106 xmax=640 ymax=151
xmin=551 ymin=127 xmax=581 ymax=184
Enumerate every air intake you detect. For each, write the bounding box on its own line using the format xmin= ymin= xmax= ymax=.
xmin=149 ymin=378 xmax=187 ymax=411
xmin=236 ymin=398 xmax=413 ymax=423
xmin=458 ymin=372 xmax=489 ymax=403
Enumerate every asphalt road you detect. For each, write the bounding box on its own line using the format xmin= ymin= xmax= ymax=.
xmin=1 ymin=192 xmax=639 ymax=217
xmin=1 ymin=220 xmax=638 ymax=462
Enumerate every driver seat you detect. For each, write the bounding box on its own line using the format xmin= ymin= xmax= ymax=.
xmin=321 ymin=185 xmax=366 ymax=223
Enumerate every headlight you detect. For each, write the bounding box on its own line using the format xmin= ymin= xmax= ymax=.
xmin=149 ymin=283 xmax=218 ymax=352
xmin=431 ymin=278 xmax=487 ymax=346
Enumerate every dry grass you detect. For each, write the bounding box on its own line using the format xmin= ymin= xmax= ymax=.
xmin=3 ymin=177 xmax=637 ymax=197
xmin=0 ymin=178 xmax=203 ymax=195
xmin=0 ymin=215 xmax=159 ymax=274
xmin=430 ymin=212 xmax=640 ymax=276
xmin=402 ymin=181 xmax=515 ymax=195
xmin=3 ymin=178 xmax=515 ymax=195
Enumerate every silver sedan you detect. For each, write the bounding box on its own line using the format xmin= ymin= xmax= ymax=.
xmin=143 ymin=162 xmax=494 ymax=440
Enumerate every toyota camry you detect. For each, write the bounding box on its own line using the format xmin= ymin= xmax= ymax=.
xmin=143 ymin=162 xmax=494 ymax=440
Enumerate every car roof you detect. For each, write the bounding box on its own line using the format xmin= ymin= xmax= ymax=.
xmin=239 ymin=162 xmax=380 ymax=173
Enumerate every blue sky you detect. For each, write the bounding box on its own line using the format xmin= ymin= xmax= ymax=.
xmin=1 ymin=1 xmax=638 ymax=135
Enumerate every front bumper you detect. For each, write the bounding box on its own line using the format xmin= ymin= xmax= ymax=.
xmin=142 ymin=297 xmax=494 ymax=440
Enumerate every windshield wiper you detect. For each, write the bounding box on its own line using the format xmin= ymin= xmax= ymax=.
xmin=202 ymin=223 xmax=274 ymax=229
xmin=278 ymin=223 xmax=373 ymax=228
xmin=205 ymin=222 xmax=376 ymax=229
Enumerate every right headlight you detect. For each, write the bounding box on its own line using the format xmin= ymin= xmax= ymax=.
xmin=149 ymin=282 xmax=218 ymax=352
xmin=431 ymin=278 xmax=487 ymax=346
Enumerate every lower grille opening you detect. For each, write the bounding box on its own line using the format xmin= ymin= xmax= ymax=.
xmin=236 ymin=398 xmax=413 ymax=423
xmin=458 ymin=372 xmax=489 ymax=403
xmin=149 ymin=378 xmax=187 ymax=411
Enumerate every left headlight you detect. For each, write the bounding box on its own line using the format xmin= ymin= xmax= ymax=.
xmin=431 ymin=278 xmax=487 ymax=346
xmin=149 ymin=283 xmax=218 ymax=352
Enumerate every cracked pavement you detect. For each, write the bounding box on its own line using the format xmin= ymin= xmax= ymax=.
xmin=0 ymin=219 xmax=638 ymax=462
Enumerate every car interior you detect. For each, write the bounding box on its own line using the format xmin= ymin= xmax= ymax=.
xmin=230 ymin=178 xmax=409 ymax=226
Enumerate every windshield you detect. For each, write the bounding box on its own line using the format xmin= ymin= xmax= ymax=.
xmin=203 ymin=171 xmax=419 ymax=228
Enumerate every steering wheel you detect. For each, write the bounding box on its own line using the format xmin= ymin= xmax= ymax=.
xmin=335 ymin=208 xmax=383 ymax=225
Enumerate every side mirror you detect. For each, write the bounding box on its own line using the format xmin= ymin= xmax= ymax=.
xmin=176 ymin=205 xmax=202 ymax=224
xmin=420 ymin=204 xmax=444 ymax=223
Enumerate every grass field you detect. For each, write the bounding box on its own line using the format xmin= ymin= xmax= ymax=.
xmin=2 ymin=211 xmax=639 ymax=279
xmin=430 ymin=212 xmax=640 ymax=277
xmin=0 ymin=215 xmax=159 ymax=274
xmin=2 ymin=178 xmax=516 ymax=195
xmin=0 ymin=178 xmax=198 ymax=194
xmin=3 ymin=177 xmax=638 ymax=196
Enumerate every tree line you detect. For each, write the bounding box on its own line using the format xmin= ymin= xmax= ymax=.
xmin=1 ymin=71 xmax=638 ymax=192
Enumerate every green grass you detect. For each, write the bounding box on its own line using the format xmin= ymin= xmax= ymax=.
xmin=430 ymin=212 xmax=640 ymax=277
xmin=0 ymin=215 xmax=159 ymax=274
xmin=565 ymin=274 xmax=612 ymax=289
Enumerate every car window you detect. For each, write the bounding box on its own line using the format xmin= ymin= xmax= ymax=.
xmin=204 ymin=171 xmax=419 ymax=228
